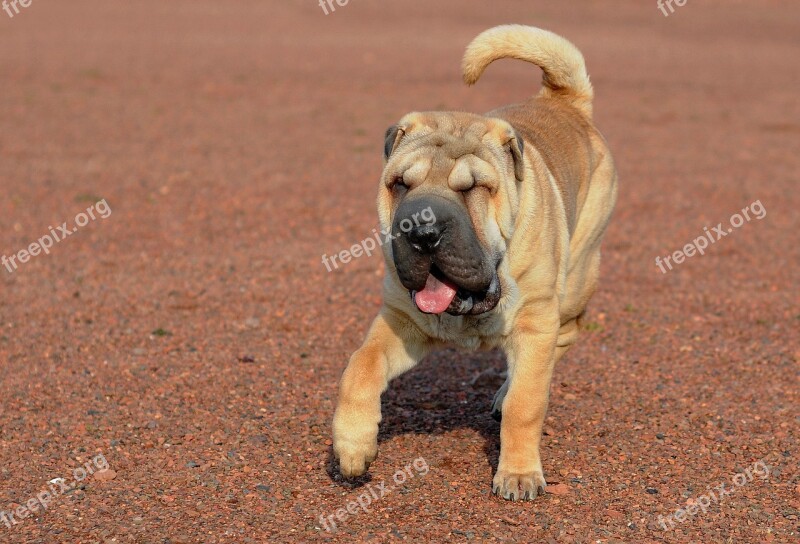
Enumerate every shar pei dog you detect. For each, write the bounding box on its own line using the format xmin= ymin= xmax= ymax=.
xmin=332 ymin=25 xmax=618 ymax=501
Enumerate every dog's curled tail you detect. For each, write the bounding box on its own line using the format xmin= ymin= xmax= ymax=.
xmin=462 ymin=25 xmax=594 ymax=117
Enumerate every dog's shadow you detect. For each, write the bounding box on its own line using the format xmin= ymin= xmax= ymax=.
xmin=326 ymin=348 xmax=507 ymax=489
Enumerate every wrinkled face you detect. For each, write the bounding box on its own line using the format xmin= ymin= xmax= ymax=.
xmin=378 ymin=112 xmax=525 ymax=316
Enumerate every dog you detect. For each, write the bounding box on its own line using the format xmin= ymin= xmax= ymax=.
xmin=332 ymin=25 xmax=617 ymax=501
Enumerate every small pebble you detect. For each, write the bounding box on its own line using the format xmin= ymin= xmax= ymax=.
xmin=94 ymin=469 xmax=117 ymax=482
xmin=547 ymin=483 xmax=570 ymax=495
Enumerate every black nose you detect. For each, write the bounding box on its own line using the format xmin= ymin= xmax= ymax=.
xmin=406 ymin=223 xmax=443 ymax=253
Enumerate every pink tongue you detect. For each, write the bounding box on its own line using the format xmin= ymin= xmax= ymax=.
xmin=413 ymin=274 xmax=458 ymax=314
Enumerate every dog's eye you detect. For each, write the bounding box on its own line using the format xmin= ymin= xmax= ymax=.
xmin=391 ymin=176 xmax=408 ymax=194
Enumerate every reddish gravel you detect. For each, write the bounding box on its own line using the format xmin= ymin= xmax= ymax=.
xmin=1 ymin=1 xmax=798 ymax=543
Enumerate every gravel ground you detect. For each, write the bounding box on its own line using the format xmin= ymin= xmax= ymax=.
xmin=0 ymin=1 xmax=798 ymax=543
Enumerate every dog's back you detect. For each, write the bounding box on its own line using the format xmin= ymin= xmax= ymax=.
xmin=493 ymin=99 xmax=597 ymax=236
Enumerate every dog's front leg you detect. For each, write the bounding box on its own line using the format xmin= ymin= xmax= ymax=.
xmin=493 ymin=300 xmax=560 ymax=500
xmin=333 ymin=309 xmax=428 ymax=477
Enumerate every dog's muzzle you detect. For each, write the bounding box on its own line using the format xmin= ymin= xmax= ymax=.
xmin=391 ymin=194 xmax=501 ymax=315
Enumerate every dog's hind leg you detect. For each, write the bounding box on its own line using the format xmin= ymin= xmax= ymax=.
xmin=491 ymin=376 xmax=509 ymax=421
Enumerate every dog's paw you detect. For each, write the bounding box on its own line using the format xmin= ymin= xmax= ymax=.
xmin=492 ymin=469 xmax=547 ymax=501
xmin=333 ymin=437 xmax=378 ymax=478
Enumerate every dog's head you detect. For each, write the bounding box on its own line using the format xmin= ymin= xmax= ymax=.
xmin=378 ymin=112 xmax=525 ymax=316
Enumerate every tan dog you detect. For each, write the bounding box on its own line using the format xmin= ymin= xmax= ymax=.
xmin=332 ymin=25 xmax=617 ymax=500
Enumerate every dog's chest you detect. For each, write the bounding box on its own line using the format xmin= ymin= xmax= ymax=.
xmin=424 ymin=312 xmax=504 ymax=350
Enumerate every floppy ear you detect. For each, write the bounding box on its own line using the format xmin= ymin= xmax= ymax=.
xmin=384 ymin=125 xmax=406 ymax=159
xmin=507 ymin=130 xmax=524 ymax=181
